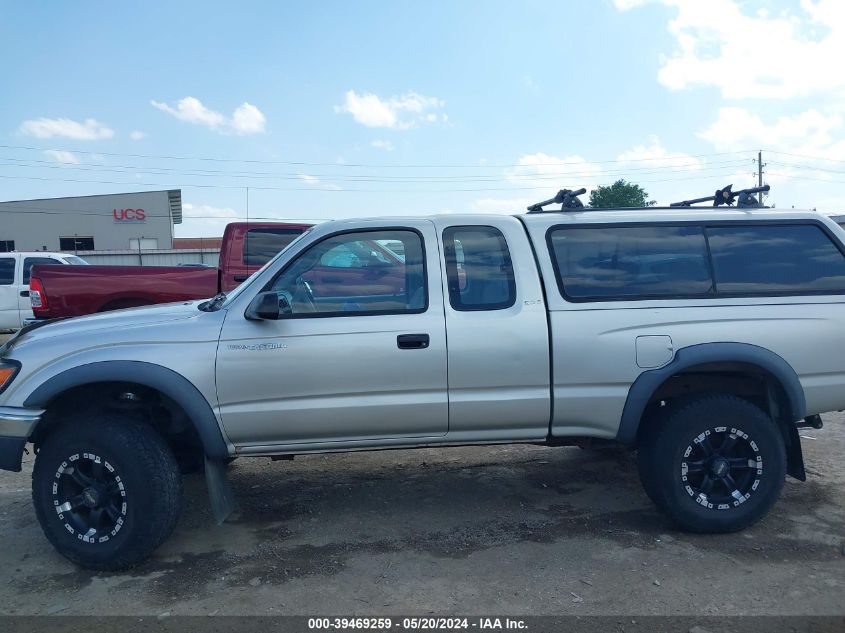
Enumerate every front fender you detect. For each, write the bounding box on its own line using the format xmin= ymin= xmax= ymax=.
xmin=23 ymin=360 xmax=231 ymax=459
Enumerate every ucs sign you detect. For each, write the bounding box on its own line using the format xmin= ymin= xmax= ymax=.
xmin=113 ymin=208 xmax=146 ymax=223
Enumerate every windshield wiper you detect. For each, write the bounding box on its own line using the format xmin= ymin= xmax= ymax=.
xmin=198 ymin=292 xmax=227 ymax=312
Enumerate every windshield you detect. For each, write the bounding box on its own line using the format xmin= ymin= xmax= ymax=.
xmin=221 ymin=228 xmax=314 ymax=308
xmin=63 ymin=256 xmax=89 ymax=265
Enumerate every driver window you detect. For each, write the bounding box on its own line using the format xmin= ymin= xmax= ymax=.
xmin=269 ymin=229 xmax=426 ymax=316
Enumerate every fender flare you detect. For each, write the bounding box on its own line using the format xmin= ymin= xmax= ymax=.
xmin=616 ymin=342 xmax=806 ymax=445
xmin=23 ymin=360 xmax=230 ymax=459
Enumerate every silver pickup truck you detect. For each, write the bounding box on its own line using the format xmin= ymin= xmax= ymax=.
xmin=1 ymin=199 xmax=843 ymax=570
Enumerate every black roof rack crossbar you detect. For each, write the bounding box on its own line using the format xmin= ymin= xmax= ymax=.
xmin=526 ymin=188 xmax=586 ymax=213
xmin=669 ymin=184 xmax=770 ymax=208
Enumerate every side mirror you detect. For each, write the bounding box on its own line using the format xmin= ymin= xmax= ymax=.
xmin=245 ymin=292 xmax=292 ymax=320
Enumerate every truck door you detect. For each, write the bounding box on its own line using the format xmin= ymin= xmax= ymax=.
xmin=216 ymin=220 xmax=448 ymax=447
xmin=0 ymin=255 xmax=19 ymax=329
xmin=436 ymin=217 xmax=551 ymax=439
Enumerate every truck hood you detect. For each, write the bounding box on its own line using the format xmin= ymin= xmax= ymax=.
xmin=2 ymin=301 xmax=206 ymax=354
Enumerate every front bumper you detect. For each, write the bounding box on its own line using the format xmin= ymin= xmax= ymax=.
xmin=0 ymin=406 xmax=44 ymax=472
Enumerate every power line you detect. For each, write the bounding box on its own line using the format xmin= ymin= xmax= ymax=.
xmin=766 ymin=171 xmax=845 ymax=184
xmin=767 ymin=160 xmax=845 ymax=176
xmin=767 ymin=150 xmax=845 ymax=164
xmin=0 ymin=142 xmax=753 ymax=169
xmin=0 ymin=169 xmax=750 ymax=193
xmin=0 ymin=156 xmax=750 ymax=183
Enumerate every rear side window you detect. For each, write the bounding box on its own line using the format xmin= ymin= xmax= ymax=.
xmin=443 ymin=226 xmax=516 ymax=310
xmin=548 ymin=225 xmax=712 ymax=301
xmin=243 ymin=228 xmax=303 ymax=266
xmin=708 ymin=224 xmax=845 ymax=294
xmin=0 ymin=258 xmax=14 ymax=285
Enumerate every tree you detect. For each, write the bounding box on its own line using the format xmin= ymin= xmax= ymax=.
xmin=588 ymin=179 xmax=656 ymax=208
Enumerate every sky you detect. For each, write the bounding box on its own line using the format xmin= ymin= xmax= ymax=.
xmin=2 ymin=0 xmax=845 ymax=237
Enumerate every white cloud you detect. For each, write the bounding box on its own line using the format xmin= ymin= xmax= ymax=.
xmin=614 ymin=0 xmax=845 ymax=100
xmin=151 ymin=97 xmax=224 ymax=128
xmin=297 ymin=174 xmax=341 ymax=190
xmin=698 ymin=107 xmax=845 ymax=158
xmin=43 ymin=149 xmax=80 ymax=164
xmin=231 ymin=103 xmax=266 ymax=134
xmin=129 ymin=130 xmax=145 ymax=141
xmin=182 ymin=202 xmax=240 ymax=219
xmin=178 ymin=203 xmax=242 ymax=238
xmin=334 ymin=90 xmax=445 ymax=130
xmin=151 ymin=97 xmax=266 ymax=135
xmin=475 ymin=140 xmax=707 ymax=213
xmin=20 ymin=117 xmax=113 ymax=140
xmin=469 ymin=153 xmax=604 ymax=215
xmin=370 ymin=139 xmax=394 ymax=151
xmin=505 ymin=152 xmax=604 ymax=190
xmin=616 ymin=135 xmax=703 ymax=169
xmin=471 ymin=196 xmax=538 ymax=214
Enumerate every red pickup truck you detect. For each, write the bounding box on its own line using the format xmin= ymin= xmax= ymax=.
xmin=29 ymin=222 xmax=311 ymax=319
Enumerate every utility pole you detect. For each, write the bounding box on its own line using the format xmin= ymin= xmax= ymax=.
xmin=754 ymin=150 xmax=767 ymax=203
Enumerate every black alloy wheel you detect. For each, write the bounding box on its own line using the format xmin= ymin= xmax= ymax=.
xmin=680 ymin=426 xmax=762 ymax=510
xmin=52 ymin=451 xmax=128 ymax=544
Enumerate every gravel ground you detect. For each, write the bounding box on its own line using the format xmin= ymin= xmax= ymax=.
xmin=0 ymin=385 xmax=843 ymax=616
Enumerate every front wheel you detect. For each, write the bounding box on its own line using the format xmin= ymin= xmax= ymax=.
xmin=32 ymin=415 xmax=183 ymax=570
xmin=637 ymin=394 xmax=787 ymax=533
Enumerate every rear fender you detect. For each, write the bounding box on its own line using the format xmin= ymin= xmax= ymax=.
xmin=618 ymin=342 xmax=807 ymax=480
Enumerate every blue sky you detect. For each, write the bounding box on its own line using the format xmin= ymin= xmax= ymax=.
xmin=2 ymin=0 xmax=845 ymax=236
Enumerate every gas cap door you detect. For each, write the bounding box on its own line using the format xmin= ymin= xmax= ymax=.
xmin=636 ymin=335 xmax=674 ymax=369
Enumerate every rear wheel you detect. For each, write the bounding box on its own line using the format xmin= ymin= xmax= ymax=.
xmin=32 ymin=414 xmax=183 ymax=570
xmin=637 ymin=394 xmax=786 ymax=533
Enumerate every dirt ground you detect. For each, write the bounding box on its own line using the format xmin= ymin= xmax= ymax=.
xmin=0 ymin=358 xmax=842 ymax=618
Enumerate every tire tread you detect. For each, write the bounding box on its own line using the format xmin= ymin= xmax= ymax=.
xmin=637 ymin=393 xmax=786 ymax=533
xmin=32 ymin=414 xmax=183 ymax=570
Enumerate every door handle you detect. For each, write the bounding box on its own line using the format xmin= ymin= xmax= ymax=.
xmin=19 ymin=291 xmax=29 ymax=298
xmin=397 ymin=334 xmax=429 ymax=349
xmin=233 ymin=274 xmax=249 ymax=282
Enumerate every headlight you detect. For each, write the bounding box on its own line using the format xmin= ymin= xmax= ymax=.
xmin=0 ymin=360 xmax=20 ymax=395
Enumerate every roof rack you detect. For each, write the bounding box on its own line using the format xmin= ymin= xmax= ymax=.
xmin=526 ymin=188 xmax=586 ymax=213
xmin=669 ymin=184 xmax=770 ymax=208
